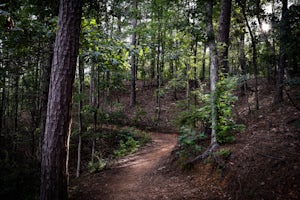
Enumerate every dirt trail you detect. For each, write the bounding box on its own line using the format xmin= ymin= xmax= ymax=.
xmin=101 ymin=132 xmax=178 ymax=200
xmin=71 ymin=132 xmax=201 ymax=200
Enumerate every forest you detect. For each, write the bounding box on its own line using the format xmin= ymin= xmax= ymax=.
xmin=0 ymin=0 xmax=299 ymax=199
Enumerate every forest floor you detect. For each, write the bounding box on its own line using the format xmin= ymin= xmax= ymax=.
xmin=70 ymin=132 xmax=213 ymax=200
xmin=70 ymin=79 xmax=300 ymax=200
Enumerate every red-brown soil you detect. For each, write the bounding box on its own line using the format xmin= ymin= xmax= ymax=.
xmin=70 ymin=132 xmax=230 ymax=200
xmin=70 ymin=79 xmax=300 ymax=200
xmin=71 ymin=133 xmax=185 ymax=199
xmin=224 ymin=80 xmax=300 ymax=199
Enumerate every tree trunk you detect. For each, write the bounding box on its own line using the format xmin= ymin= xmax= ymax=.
xmin=188 ymin=0 xmax=231 ymax=165
xmin=201 ymin=43 xmax=207 ymax=81
xmin=40 ymin=0 xmax=82 ymax=199
xmin=76 ymin=57 xmax=84 ymax=178
xmin=218 ymin=0 xmax=232 ymax=75
xmin=90 ymin=65 xmax=97 ymax=163
xmin=174 ymin=58 xmax=179 ymax=100
xmin=241 ymin=2 xmax=260 ymax=110
xmin=193 ymin=40 xmax=198 ymax=89
xmin=256 ymin=0 xmax=276 ymax=82
xmin=160 ymin=20 xmax=165 ymax=86
xmin=207 ymin=0 xmax=218 ymax=146
xmin=239 ymin=30 xmax=247 ymax=96
xmin=156 ymin=42 xmax=161 ymax=123
xmin=104 ymin=70 xmax=110 ymax=105
xmin=14 ymin=73 xmax=19 ymax=134
xmin=130 ymin=0 xmax=138 ymax=107
xmin=274 ymin=0 xmax=288 ymax=104
xmin=12 ymin=72 xmax=19 ymax=158
xmin=0 ymin=72 xmax=5 ymax=133
xmin=173 ymin=31 xmax=179 ymax=100
xmin=156 ymin=9 xmax=162 ymax=124
xmin=150 ymin=46 xmax=156 ymax=84
xmin=39 ymin=45 xmax=53 ymax=159
xmin=192 ymin=39 xmax=198 ymax=105
xmin=186 ymin=62 xmax=190 ymax=109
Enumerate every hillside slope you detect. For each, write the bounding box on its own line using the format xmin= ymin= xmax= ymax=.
xmin=70 ymin=79 xmax=300 ymax=199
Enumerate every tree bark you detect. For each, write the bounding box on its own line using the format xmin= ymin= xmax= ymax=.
xmin=39 ymin=45 xmax=53 ymax=159
xmin=240 ymin=1 xmax=260 ymax=110
xmin=201 ymin=43 xmax=207 ymax=81
xmin=40 ymin=0 xmax=82 ymax=199
xmin=156 ymin=35 xmax=161 ymax=123
xmin=12 ymin=71 xmax=19 ymax=158
xmin=14 ymin=73 xmax=19 ymax=134
xmin=186 ymin=0 xmax=220 ymax=164
xmin=186 ymin=61 xmax=190 ymax=109
xmin=239 ymin=30 xmax=247 ymax=96
xmin=76 ymin=57 xmax=84 ymax=178
xmin=90 ymin=65 xmax=97 ymax=163
xmin=255 ymin=0 xmax=276 ymax=82
xmin=218 ymin=0 xmax=232 ymax=75
xmin=207 ymin=0 xmax=218 ymax=146
xmin=0 ymin=71 xmax=5 ymax=133
xmin=193 ymin=39 xmax=198 ymax=89
xmin=130 ymin=0 xmax=138 ymax=107
xmin=156 ymin=7 xmax=163 ymax=124
xmin=274 ymin=0 xmax=288 ymax=104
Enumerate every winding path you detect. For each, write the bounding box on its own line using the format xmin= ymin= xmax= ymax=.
xmin=71 ymin=132 xmax=204 ymax=200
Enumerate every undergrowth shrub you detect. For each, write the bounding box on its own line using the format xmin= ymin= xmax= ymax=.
xmin=114 ymin=137 xmax=139 ymax=157
xmin=174 ymin=87 xmax=211 ymax=130
xmin=114 ymin=128 xmax=150 ymax=158
xmin=88 ymin=155 xmax=107 ymax=173
xmin=178 ymin=127 xmax=207 ymax=158
xmin=215 ymin=76 xmax=245 ymax=143
xmin=176 ymin=76 xmax=245 ymax=160
xmin=82 ymin=103 xmax=128 ymax=126
xmin=132 ymin=106 xmax=147 ymax=124
xmin=72 ymin=125 xmax=150 ymax=174
xmin=108 ymin=110 xmax=128 ymax=125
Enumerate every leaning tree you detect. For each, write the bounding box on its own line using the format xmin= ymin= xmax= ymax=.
xmin=40 ymin=0 xmax=83 ymax=199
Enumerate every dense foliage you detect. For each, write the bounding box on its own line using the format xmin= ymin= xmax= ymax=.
xmin=0 ymin=0 xmax=299 ymax=199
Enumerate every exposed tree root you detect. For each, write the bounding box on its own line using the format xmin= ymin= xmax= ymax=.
xmin=186 ymin=142 xmax=219 ymax=165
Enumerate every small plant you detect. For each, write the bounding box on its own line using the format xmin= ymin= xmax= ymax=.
xmin=114 ymin=128 xmax=150 ymax=158
xmin=178 ymin=127 xmax=207 ymax=158
xmin=215 ymin=148 xmax=231 ymax=159
xmin=175 ymin=76 xmax=244 ymax=161
xmin=113 ymin=140 xmax=127 ymax=158
xmin=131 ymin=128 xmax=151 ymax=145
xmin=88 ymin=155 xmax=107 ymax=173
xmin=174 ymin=89 xmax=211 ymax=130
xmin=108 ymin=110 xmax=128 ymax=125
xmin=114 ymin=137 xmax=139 ymax=158
xmin=216 ymin=76 xmax=241 ymax=143
xmin=132 ymin=106 xmax=147 ymax=124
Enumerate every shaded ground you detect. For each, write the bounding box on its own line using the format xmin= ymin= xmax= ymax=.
xmin=70 ymin=132 xmax=230 ymax=200
xmin=71 ymin=133 xmax=194 ymax=200
xmin=224 ymin=81 xmax=300 ymax=199
xmin=70 ymin=79 xmax=300 ymax=200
